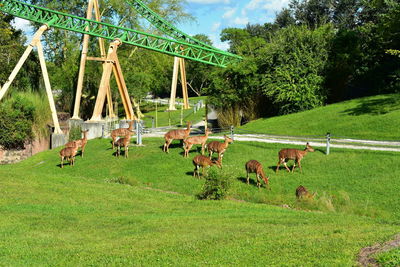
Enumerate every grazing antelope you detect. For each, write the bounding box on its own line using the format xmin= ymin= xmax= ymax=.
xmin=183 ymin=128 xmax=212 ymax=158
xmin=65 ymin=129 xmax=89 ymax=157
xmin=295 ymin=185 xmax=316 ymax=199
xmin=163 ymin=121 xmax=191 ymax=153
xmin=114 ymin=133 xmax=132 ymax=158
xmin=192 ymin=155 xmax=221 ymax=178
xmin=245 ymin=160 xmax=269 ymax=189
xmin=276 ymin=142 xmax=315 ymax=173
xmin=59 ymin=141 xmax=79 ymax=168
xmin=111 ymin=120 xmax=135 ymax=149
xmin=207 ymin=135 xmax=233 ymax=165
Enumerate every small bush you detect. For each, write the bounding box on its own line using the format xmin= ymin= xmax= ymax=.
xmin=197 ymin=169 xmax=230 ymax=200
xmin=68 ymin=125 xmax=82 ymax=142
xmin=0 ymin=95 xmax=35 ymax=149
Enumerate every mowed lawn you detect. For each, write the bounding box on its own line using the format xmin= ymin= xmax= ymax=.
xmin=240 ymin=93 xmax=400 ymax=140
xmin=0 ymin=137 xmax=399 ymax=265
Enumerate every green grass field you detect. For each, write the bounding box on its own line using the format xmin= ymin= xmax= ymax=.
xmin=141 ymin=97 xmax=207 ymax=127
xmin=0 ymin=137 xmax=399 ymax=265
xmin=240 ymin=93 xmax=400 ymax=140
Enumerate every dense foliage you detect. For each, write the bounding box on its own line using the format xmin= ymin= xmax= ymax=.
xmin=0 ymin=92 xmax=51 ymax=149
xmin=207 ymin=0 xmax=400 ymax=125
xmin=0 ymin=96 xmax=35 ymax=149
xmin=0 ymin=14 xmax=40 ymax=91
xmin=1 ymin=0 xmax=399 ymax=131
xmin=197 ymin=169 xmax=230 ymax=200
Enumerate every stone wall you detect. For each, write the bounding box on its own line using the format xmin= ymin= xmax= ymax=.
xmin=0 ymin=138 xmax=50 ymax=165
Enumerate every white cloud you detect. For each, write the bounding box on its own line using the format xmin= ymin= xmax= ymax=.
xmin=209 ymin=33 xmax=229 ymax=51
xmin=11 ymin=17 xmax=31 ymax=33
xmin=188 ymin=0 xmax=230 ymax=3
xmin=233 ymin=16 xmax=249 ymax=25
xmin=246 ymin=0 xmax=289 ymax=12
xmin=222 ymin=7 xmax=236 ymax=19
xmin=211 ymin=22 xmax=221 ymax=32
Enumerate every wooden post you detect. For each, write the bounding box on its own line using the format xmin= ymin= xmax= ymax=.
xmin=73 ymin=0 xmax=113 ymax=120
xmin=155 ymin=99 xmax=158 ymax=128
xmin=179 ymin=58 xmax=189 ymax=109
xmin=90 ymin=40 xmax=136 ymax=121
xmin=37 ymin=41 xmax=62 ymax=134
xmin=168 ymin=56 xmax=179 ymax=111
xmin=72 ymin=0 xmax=94 ymax=119
xmin=0 ymin=25 xmax=62 ymax=134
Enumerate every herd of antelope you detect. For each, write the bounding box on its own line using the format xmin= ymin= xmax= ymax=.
xmin=161 ymin=121 xmax=315 ymax=194
xmin=59 ymin=120 xmax=316 ymax=198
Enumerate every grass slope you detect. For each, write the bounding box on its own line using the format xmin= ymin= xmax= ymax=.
xmin=0 ymin=138 xmax=399 ymax=265
xmin=240 ymin=93 xmax=400 ymax=140
xmin=141 ymin=97 xmax=207 ymax=127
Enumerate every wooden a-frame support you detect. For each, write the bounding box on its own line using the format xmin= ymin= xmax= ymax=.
xmin=90 ymin=39 xmax=136 ymax=121
xmin=72 ymin=0 xmax=115 ymax=120
xmin=73 ymin=0 xmax=139 ymax=121
xmin=168 ymin=56 xmax=190 ymax=111
xmin=0 ymin=25 xmax=62 ymax=134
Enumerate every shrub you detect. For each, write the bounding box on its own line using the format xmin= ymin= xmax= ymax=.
xmin=68 ymin=125 xmax=82 ymax=142
xmin=197 ymin=169 xmax=230 ymax=200
xmin=0 ymin=95 xmax=35 ymax=149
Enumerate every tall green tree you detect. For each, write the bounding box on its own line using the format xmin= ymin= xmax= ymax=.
xmin=0 ymin=14 xmax=40 ymax=92
xmin=260 ymin=25 xmax=334 ymax=114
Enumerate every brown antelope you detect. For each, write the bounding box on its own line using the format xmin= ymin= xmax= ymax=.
xmin=207 ymin=135 xmax=233 ymax=165
xmin=192 ymin=155 xmax=221 ymax=178
xmin=276 ymin=142 xmax=315 ymax=173
xmin=183 ymin=128 xmax=212 ymax=158
xmin=114 ymin=133 xmax=132 ymax=158
xmin=111 ymin=120 xmax=135 ymax=149
xmin=65 ymin=130 xmax=89 ymax=157
xmin=59 ymin=141 xmax=79 ymax=168
xmin=245 ymin=160 xmax=269 ymax=189
xmin=163 ymin=121 xmax=191 ymax=153
xmin=295 ymin=185 xmax=316 ymax=199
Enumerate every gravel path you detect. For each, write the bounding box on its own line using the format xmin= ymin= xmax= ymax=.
xmin=143 ymin=131 xmax=400 ymax=152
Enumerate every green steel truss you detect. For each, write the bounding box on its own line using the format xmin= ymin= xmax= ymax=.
xmin=125 ymin=0 xmax=215 ymax=50
xmin=0 ymin=0 xmax=241 ymax=67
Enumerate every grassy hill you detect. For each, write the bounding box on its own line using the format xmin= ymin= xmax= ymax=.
xmin=240 ymin=93 xmax=400 ymax=140
xmin=141 ymin=96 xmax=207 ymax=127
xmin=0 ymin=137 xmax=399 ymax=265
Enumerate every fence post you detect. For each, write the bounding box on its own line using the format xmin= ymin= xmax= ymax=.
xmin=230 ymin=126 xmax=234 ymax=142
xmin=152 ymin=117 xmax=155 ymax=129
xmin=326 ymin=132 xmax=331 ymax=155
xmin=136 ymin=120 xmax=142 ymax=145
xmin=180 ymin=103 xmax=183 ymax=126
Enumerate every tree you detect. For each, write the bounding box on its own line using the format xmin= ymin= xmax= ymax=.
xmin=260 ymin=25 xmax=334 ymax=114
xmin=0 ymin=14 xmax=40 ymax=92
xmin=184 ymin=34 xmax=215 ymax=96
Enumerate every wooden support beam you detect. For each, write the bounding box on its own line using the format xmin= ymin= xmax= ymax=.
xmin=90 ymin=40 xmax=136 ymax=121
xmin=86 ymin=56 xmax=111 ymax=62
xmin=179 ymin=58 xmax=190 ymax=109
xmin=168 ymin=56 xmax=180 ymax=111
xmin=72 ymin=0 xmax=94 ymax=120
xmin=73 ymin=0 xmax=110 ymax=120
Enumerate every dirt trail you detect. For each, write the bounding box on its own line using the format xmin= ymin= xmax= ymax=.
xmin=358 ymin=234 xmax=400 ymax=266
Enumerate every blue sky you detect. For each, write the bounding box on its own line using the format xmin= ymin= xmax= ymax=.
xmin=12 ymin=0 xmax=290 ymax=50
xmin=179 ymin=0 xmax=290 ymax=50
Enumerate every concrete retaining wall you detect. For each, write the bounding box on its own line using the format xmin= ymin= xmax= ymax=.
xmin=0 ymin=138 xmax=50 ymax=164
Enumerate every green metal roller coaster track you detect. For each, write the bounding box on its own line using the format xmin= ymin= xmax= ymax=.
xmin=0 ymin=0 xmax=241 ymax=67
xmin=125 ymin=0 xmax=216 ymax=50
